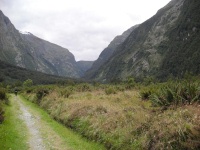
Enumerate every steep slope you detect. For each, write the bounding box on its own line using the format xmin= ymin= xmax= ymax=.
xmin=77 ymin=61 xmax=94 ymax=76
xmin=160 ymin=0 xmax=200 ymax=78
xmin=84 ymin=25 xmax=138 ymax=79
xmin=0 ymin=60 xmax=74 ymax=85
xmin=0 ymin=10 xmax=81 ymax=78
xmin=20 ymin=33 xmax=81 ymax=77
xmin=90 ymin=0 xmax=200 ymax=82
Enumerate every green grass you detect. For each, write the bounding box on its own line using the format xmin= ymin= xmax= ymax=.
xmin=19 ymin=95 xmax=105 ymax=150
xmin=0 ymin=95 xmax=28 ymax=150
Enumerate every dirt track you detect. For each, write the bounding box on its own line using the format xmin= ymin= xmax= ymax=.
xmin=15 ymin=96 xmax=45 ymax=150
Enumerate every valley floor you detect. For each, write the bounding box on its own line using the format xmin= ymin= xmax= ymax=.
xmin=1 ymin=94 xmax=104 ymax=150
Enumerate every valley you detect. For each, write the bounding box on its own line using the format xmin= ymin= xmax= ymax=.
xmin=1 ymin=79 xmax=200 ymax=149
xmin=0 ymin=94 xmax=104 ymax=150
xmin=0 ymin=0 xmax=200 ymax=149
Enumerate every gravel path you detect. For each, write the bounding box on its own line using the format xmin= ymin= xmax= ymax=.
xmin=15 ymin=96 xmax=45 ymax=150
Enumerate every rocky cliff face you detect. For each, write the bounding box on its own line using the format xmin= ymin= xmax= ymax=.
xmin=77 ymin=61 xmax=94 ymax=76
xmin=84 ymin=25 xmax=139 ymax=79
xmin=0 ymin=10 xmax=81 ymax=78
xmin=87 ymin=0 xmax=200 ymax=82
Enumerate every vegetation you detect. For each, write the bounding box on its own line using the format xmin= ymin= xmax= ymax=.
xmin=0 ymin=60 xmax=78 ymax=86
xmin=0 ymin=95 xmax=28 ymax=149
xmin=1 ymin=0 xmax=200 ymax=148
xmin=0 ymin=87 xmax=8 ymax=123
xmin=19 ymin=95 xmax=105 ymax=150
xmin=160 ymin=0 xmax=200 ymax=78
xmin=140 ymin=77 xmax=200 ymax=107
xmin=21 ymin=78 xmax=200 ymax=150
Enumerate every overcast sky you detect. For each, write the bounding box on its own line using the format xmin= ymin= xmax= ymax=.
xmin=0 ymin=0 xmax=171 ymax=61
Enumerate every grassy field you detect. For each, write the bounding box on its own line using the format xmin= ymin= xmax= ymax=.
xmin=22 ymin=81 xmax=200 ymax=149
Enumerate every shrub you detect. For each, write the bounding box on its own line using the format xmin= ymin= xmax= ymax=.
xmin=0 ymin=88 xmax=6 ymax=100
xmin=76 ymin=83 xmax=93 ymax=92
xmin=116 ymin=85 xmax=126 ymax=92
xmin=140 ymin=85 xmax=159 ymax=100
xmin=105 ymin=86 xmax=117 ymax=95
xmin=0 ymin=105 xmax=4 ymax=123
xmin=36 ymin=88 xmax=50 ymax=103
xmin=59 ymin=88 xmax=73 ymax=98
xmin=23 ymin=79 xmax=33 ymax=87
xmin=0 ymin=87 xmax=7 ymax=124
xmin=140 ymin=89 xmax=152 ymax=100
xmin=149 ymin=81 xmax=200 ymax=107
xmin=125 ymin=77 xmax=136 ymax=89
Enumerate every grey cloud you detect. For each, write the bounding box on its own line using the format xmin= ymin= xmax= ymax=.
xmin=0 ymin=0 xmax=171 ymax=61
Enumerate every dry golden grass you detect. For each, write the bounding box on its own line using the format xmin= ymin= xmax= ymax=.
xmin=23 ymin=85 xmax=200 ymax=149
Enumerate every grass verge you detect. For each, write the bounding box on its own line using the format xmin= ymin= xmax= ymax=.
xmin=0 ymin=95 xmax=28 ymax=150
xmin=19 ymin=95 xmax=105 ymax=150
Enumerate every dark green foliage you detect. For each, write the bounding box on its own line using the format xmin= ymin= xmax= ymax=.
xmin=139 ymin=77 xmax=200 ymax=107
xmin=0 ymin=87 xmax=7 ymax=123
xmin=125 ymin=77 xmax=136 ymax=89
xmin=160 ymin=0 xmax=200 ymax=78
xmin=0 ymin=60 xmax=77 ymax=85
xmin=59 ymin=88 xmax=73 ymax=98
xmin=0 ymin=75 xmax=4 ymax=82
xmin=140 ymin=84 xmax=159 ymax=100
xmin=0 ymin=88 xmax=6 ymax=100
xmin=23 ymin=79 xmax=33 ymax=87
xmin=140 ymin=89 xmax=153 ymax=100
xmin=0 ymin=106 xmax=4 ymax=123
xmin=76 ymin=83 xmax=93 ymax=92
xmin=35 ymin=88 xmax=50 ymax=103
xmin=105 ymin=86 xmax=117 ymax=95
xmin=149 ymin=80 xmax=200 ymax=107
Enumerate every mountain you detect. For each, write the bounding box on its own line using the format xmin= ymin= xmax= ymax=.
xmin=77 ymin=61 xmax=94 ymax=76
xmin=0 ymin=10 xmax=81 ymax=78
xmin=84 ymin=25 xmax=139 ymax=79
xmin=86 ymin=0 xmax=200 ymax=82
xmin=0 ymin=60 xmax=75 ymax=85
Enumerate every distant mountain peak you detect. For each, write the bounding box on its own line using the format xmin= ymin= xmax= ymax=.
xmin=0 ymin=10 xmax=82 ymax=78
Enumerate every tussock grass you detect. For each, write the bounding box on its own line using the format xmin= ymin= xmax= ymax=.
xmin=23 ymin=82 xmax=200 ymax=149
xmin=19 ymin=95 xmax=105 ymax=150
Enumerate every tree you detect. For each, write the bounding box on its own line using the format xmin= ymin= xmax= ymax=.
xmin=23 ymin=79 xmax=33 ymax=87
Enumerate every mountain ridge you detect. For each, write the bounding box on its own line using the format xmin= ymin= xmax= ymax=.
xmin=85 ymin=0 xmax=200 ymax=82
xmin=84 ymin=25 xmax=139 ymax=79
xmin=0 ymin=10 xmax=82 ymax=78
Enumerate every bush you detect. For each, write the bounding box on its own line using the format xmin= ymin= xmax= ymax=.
xmin=76 ymin=83 xmax=93 ymax=92
xmin=23 ymin=79 xmax=33 ymax=87
xmin=140 ymin=85 xmax=159 ymax=100
xmin=105 ymin=86 xmax=117 ymax=95
xmin=59 ymin=88 xmax=73 ymax=98
xmin=36 ymin=88 xmax=50 ymax=103
xmin=0 ymin=88 xmax=6 ymax=100
xmin=140 ymin=89 xmax=152 ymax=100
xmin=125 ymin=77 xmax=136 ymax=89
xmin=0 ymin=105 xmax=4 ymax=123
xmin=149 ymin=81 xmax=200 ymax=107
xmin=0 ymin=87 xmax=7 ymax=124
